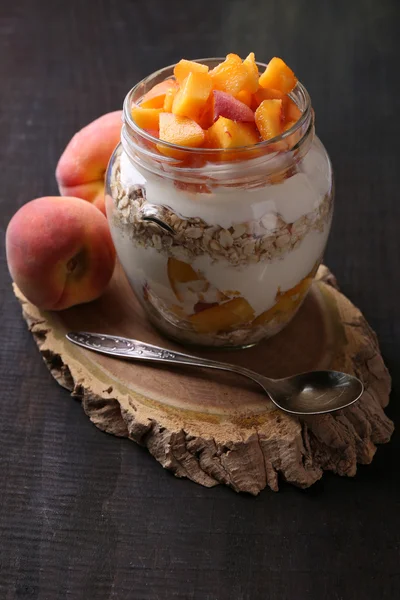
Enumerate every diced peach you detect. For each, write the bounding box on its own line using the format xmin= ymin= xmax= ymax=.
xmin=253 ymin=302 xmax=281 ymax=326
xmin=6 ymin=196 xmax=116 ymax=310
xmin=174 ymin=59 xmax=209 ymax=84
xmin=168 ymin=258 xmax=199 ymax=284
xmin=252 ymin=296 xmax=292 ymax=326
xmin=254 ymin=93 xmax=301 ymax=123
xmin=55 ymin=111 xmax=122 ymax=216
xmin=163 ymin=86 xmax=178 ymax=112
xmin=267 ymin=119 xmax=299 ymax=154
xmin=207 ymin=117 xmax=259 ymax=149
xmin=279 ymin=274 xmax=312 ymax=300
xmin=172 ymin=72 xmax=212 ymax=120
xmin=197 ymin=94 xmax=215 ymax=129
xmin=284 ymin=120 xmax=297 ymax=132
xmin=140 ymin=79 xmax=178 ymax=109
xmin=282 ymin=119 xmax=301 ymax=150
xmin=194 ymin=302 xmax=219 ymax=314
xmin=144 ymin=129 xmax=160 ymax=138
xmin=131 ymin=105 xmax=162 ymax=130
xmin=284 ymin=97 xmax=302 ymax=122
xmin=159 ymin=113 xmax=205 ymax=147
xmin=213 ymin=91 xmax=254 ymax=122
xmin=189 ymin=297 xmax=255 ymax=333
xmin=210 ymin=54 xmax=249 ymax=95
xmin=155 ymin=144 xmax=193 ymax=163
xmin=255 ymin=99 xmax=283 ymax=141
xmin=167 ymin=258 xmax=202 ymax=301
xmin=242 ymin=52 xmax=259 ymax=93
xmin=259 ymin=57 xmax=297 ymax=94
xmin=253 ymin=265 xmax=317 ymax=326
xmin=253 ymin=87 xmax=285 ymax=107
xmin=235 ymin=89 xmax=252 ymax=107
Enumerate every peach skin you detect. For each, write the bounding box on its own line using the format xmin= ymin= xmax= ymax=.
xmin=56 ymin=111 xmax=122 ymax=215
xmin=6 ymin=196 xmax=116 ymax=311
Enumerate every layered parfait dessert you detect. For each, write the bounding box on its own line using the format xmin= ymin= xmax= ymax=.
xmin=106 ymin=53 xmax=333 ymax=347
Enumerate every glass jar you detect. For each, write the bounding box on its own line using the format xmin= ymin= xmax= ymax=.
xmin=105 ymin=59 xmax=333 ymax=348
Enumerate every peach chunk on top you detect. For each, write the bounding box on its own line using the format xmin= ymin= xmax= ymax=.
xmin=55 ymin=110 xmax=122 ymax=216
xmin=235 ymin=89 xmax=253 ymax=107
xmin=285 ymin=98 xmax=302 ymax=122
xmin=282 ymin=120 xmax=302 ymax=150
xmin=207 ymin=117 xmax=259 ymax=149
xmin=158 ymin=113 xmax=205 ymax=156
xmin=259 ymin=57 xmax=297 ymax=94
xmin=6 ymin=196 xmax=116 ymax=311
xmin=131 ymin=105 xmax=163 ymax=130
xmin=255 ymin=99 xmax=283 ymax=141
xmin=172 ymin=71 xmax=212 ymax=120
xmin=253 ymin=87 xmax=285 ymax=106
xmin=163 ymin=86 xmax=178 ymax=111
xmin=254 ymin=89 xmax=302 ymax=123
xmin=173 ymin=59 xmax=209 ymax=84
xmin=213 ymin=91 xmax=255 ymax=122
xmin=242 ymin=52 xmax=260 ymax=93
xmin=140 ymin=78 xmax=178 ymax=109
xmin=197 ymin=94 xmax=215 ymax=129
xmin=210 ymin=53 xmax=249 ymax=96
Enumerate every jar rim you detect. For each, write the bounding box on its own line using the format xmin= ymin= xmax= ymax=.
xmin=123 ymin=57 xmax=312 ymax=157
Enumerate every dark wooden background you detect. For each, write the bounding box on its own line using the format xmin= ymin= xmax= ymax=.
xmin=1 ymin=1 xmax=399 ymax=598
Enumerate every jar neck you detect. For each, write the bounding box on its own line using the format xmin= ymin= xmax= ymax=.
xmin=121 ymin=59 xmax=314 ymax=186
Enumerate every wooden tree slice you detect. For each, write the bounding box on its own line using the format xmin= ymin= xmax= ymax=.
xmin=14 ymin=264 xmax=394 ymax=494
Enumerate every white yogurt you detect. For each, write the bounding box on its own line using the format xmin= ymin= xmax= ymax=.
xmin=119 ymin=139 xmax=331 ymax=230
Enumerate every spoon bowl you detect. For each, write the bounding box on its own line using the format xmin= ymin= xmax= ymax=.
xmin=259 ymin=370 xmax=364 ymax=415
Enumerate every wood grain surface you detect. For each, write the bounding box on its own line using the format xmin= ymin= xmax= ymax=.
xmin=1 ymin=1 xmax=399 ymax=599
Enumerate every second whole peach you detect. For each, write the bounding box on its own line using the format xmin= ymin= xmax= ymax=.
xmin=56 ymin=111 xmax=122 ymax=215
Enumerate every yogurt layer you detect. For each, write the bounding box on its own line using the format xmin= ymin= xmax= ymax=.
xmin=119 ymin=137 xmax=332 ymax=230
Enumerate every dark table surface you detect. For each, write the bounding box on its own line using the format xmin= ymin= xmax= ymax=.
xmin=1 ymin=1 xmax=399 ymax=598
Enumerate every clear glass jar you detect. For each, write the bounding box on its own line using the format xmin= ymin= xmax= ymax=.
xmin=105 ymin=59 xmax=333 ymax=348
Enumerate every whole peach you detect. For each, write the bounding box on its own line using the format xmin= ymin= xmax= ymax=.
xmin=6 ymin=196 xmax=116 ymax=310
xmin=56 ymin=111 xmax=122 ymax=215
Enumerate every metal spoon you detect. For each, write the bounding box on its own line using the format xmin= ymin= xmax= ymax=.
xmin=66 ymin=332 xmax=363 ymax=416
